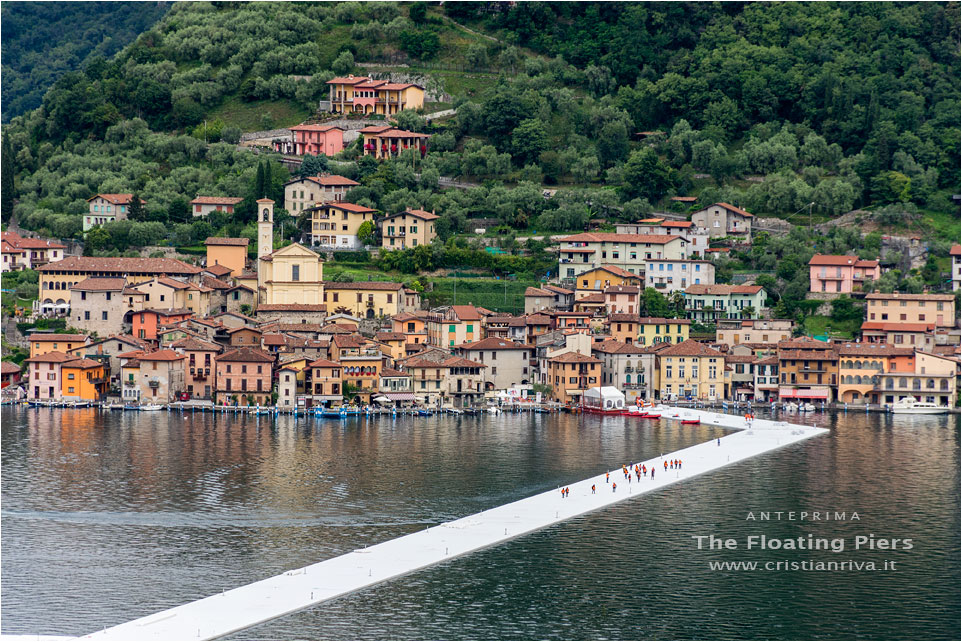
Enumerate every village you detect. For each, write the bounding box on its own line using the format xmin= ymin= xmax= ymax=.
xmin=3 ymin=176 xmax=959 ymax=413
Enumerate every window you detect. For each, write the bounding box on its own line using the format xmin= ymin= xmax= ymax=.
xmin=102 ymin=311 xmax=108 ymax=321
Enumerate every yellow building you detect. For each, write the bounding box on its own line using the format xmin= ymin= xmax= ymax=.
xmin=28 ymin=333 xmax=88 ymax=358
xmin=380 ymin=209 xmax=440 ymax=250
xmin=325 ymin=76 xmax=425 ymax=116
xmin=323 ymin=281 xmax=407 ymax=320
xmin=258 ymin=243 xmax=325 ymax=306
xmin=574 ymin=265 xmax=644 ymax=295
xmin=374 ymin=331 xmax=407 ymax=360
xmin=359 ymin=126 xmax=431 ymax=160
xmin=657 ymin=339 xmax=729 ymax=401
xmin=205 ymin=237 xmax=249 ymax=277
xmin=865 ymin=293 xmax=956 ymax=328
xmin=307 ymin=202 xmax=377 ymax=249
xmin=61 ymin=357 xmax=108 ymax=402
xmin=638 ymin=317 xmax=691 ymax=347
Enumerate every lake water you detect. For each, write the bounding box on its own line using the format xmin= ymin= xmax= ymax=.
xmin=1 ymin=407 xmax=959 ymax=640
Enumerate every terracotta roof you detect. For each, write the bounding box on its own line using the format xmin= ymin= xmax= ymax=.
xmin=657 ymin=339 xmax=725 ymax=357
xmin=289 ymin=124 xmax=344 ymax=132
xmin=458 ymin=337 xmax=530 ymax=350
xmin=27 ymin=333 xmax=88 ymax=342
xmin=63 ymin=357 xmax=104 ymax=369
xmin=558 ymin=233 xmax=682 ymax=244
xmin=526 ymin=314 xmax=551 ymax=325
xmin=380 ymin=367 xmax=409 ymax=377
xmin=326 ymin=76 xmax=371 ymax=85
xmin=277 ymin=323 xmax=323 ymax=333
xmin=837 ymin=343 xmax=915 ymax=357
xmin=257 ymin=304 xmax=327 ymax=312
xmin=544 ymin=285 xmax=573 ymax=295
xmin=203 ymin=263 xmax=233 ymax=277
xmin=724 ymin=354 xmax=756 ymax=363
xmin=685 ymin=284 xmax=763 ymax=295
xmin=155 ymin=276 xmax=191 ymax=290
xmin=576 ymin=293 xmax=605 ymax=304
xmin=375 ymin=332 xmax=407 ymax=341
xmin=608 ymin=313 xmax=643 ymax=323
xmin=201 ymin=275 xmax=233 ymax=290
xmin=205 ymin=237 xmax=250 ymax=246
xmin=323 ymin=281 xmax=403 ymax=291
xmin=951 ymin=244 xmax=961 ymax=256
xmin=289 ymin=174 xmax=360 ymax=187
xmin=317 ymin=201 xmax=376 ymax=214
xmin=255 ymin=198 xmax=275 ymax=204
xmin=308 ymin=358 xmax=342 ymax=368
xmin=777 ymin=336 xmax=832 ymax=348
xmin=261 ymin=334 xmax=290 ymax=346
xmin=217 ymin=347 xmax=274 ymax=363
xmin=854 ymin=259 xmax=879 ymax=268
xmin=579 ymin=265 xmax=640 ymax=280
xmin=320 ymin=323 xmax=355 ymax=334
xmin=5 ymin=234 xmax=66 ymax=250
xmin=361 ymin=127 xmax=430 ymax=139
xmin=715 ymin=202 xmax=754 ymax=218
xmin=592 ymin=339 xmax=647 ymax=355
xmin=2 ymin=361 xmax=21 ymax=374
xmin=661 ymin=221 xmax=694 ymax=228
xmin=638 ymin=218 xmax=665 ymax=224
xmin=191 ymin=197 xmax=244 ymax=205
xmin=138 ymin=350 xmax=187 ymax=362
xmin=38 ymin=256 xmax=201 ymax=275
xmin=548 ymin=352 xmax=601 ymax=364
xmin=143 ymin=308 xmax=194 ymax=317
xmin=24 ymin=351 xmax=76 ymax=363
xmin=450 ymin=305 xmax=482 ymax=321
xmin=753 ymin=356 xmax=779 ymax=366
xmin=390 ymin=208 xmax=439 ymax=221
xmin=525 ymin=286 xmax=553 ymax=296
xmin=170 ymin=337 xmax=221 ymax=352
xmin=440 ymin=356 xmax=485 ymax=369
xmin=358 ymin=125 xmax=393 ymax=134
xmin=865 ymin=293 xmax=955 ymax=302
xmin=808 ymin=254 xmax=863 ymax=266
xmin=604 ymin=285 xmax=640 ymax=294
xmin=70 ymin=277 xmax=127 ymax=292
xmin=637 ymin=317 xmax=690 ymax=325
xmin=861 ymin=322 xmax=935 ymax=332
xmin=670 ymin=196 xmax=698 ymax=203
xmin=86 ymin=193 xmax=140 ymax=205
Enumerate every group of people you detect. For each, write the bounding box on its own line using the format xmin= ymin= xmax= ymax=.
xmin=567 ymin=457 xmax=686 ymax=499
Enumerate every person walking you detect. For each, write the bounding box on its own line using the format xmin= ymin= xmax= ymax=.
xmin=591 ymin=484 xmax=596 ymax=494
xmin=612 ymin=482 xmax=617 ymax=493
xmin=651 ymin=467 xmax=655 ymax=479
xmin=717 ymin=438 xmax=721 ymax=446
xmin=606 ymin=472 xmax=610 ymax=484
xmin=678 ymin=459 xmax=682 ymax=469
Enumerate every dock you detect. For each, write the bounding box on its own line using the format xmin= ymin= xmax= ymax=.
xmin=78 ymin=407 xmax=828 ymax=641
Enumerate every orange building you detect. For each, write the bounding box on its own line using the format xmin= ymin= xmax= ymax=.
xmin=307 ymin=358 xmax=343 ymax=407
xmin=61 ymin=358 xmax=108 ymax=402
xmin=546 ymin=352 xmax=601 ymax=405
xmin=131 ymin=309 xmax=193 ymax=342
xmin=205 ymin=237 xmax=249 ymax=277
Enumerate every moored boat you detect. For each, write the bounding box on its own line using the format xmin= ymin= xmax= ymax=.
xmin=890 ymin=398 xmax=949 ymax=415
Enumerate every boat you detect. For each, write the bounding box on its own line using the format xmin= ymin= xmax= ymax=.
xmin=785 ymin=402 xmax=799 ymax=412
xmin=680 ymin=419 xmax=701 ymax=425
xmin=140 ymin=404 xmax=163 ymax=411
xmin=800 ymin=403 xmax=816 ymax=412
xmin=890 ymin=398 xmax=950 ymax=415
xmin=485 ymin=406 xmax=501 ymax=414
xmin=105 ymin=403 xmax=125 ymax=410
xmin=640 ymin=413 xmax=661 ymax=419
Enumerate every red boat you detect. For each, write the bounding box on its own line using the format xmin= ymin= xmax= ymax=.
xmin=680 ymin=419 xmax=700 ymax=425
xmin=640 ymin=414 xmax=661 ymax=419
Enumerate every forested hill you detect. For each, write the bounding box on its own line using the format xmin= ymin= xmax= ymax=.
xmin=0 ymin=1 xmax=170 ymax=122
xmin=1 ymin=1 xmax=959 ymax=249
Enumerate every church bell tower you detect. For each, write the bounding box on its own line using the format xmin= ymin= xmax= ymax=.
xmin=256 ymin=198 xmax=274 ymax=260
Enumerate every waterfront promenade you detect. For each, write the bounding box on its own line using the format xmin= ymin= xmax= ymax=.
xmin=75 ymin=407 xmax=827 ymax=641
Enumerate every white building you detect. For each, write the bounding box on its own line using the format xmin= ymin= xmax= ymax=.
xmin=191 ymin=196 xmax=244 ymax=218
xmin=617 ymin=219 xmax=710 ymax=257
xmin=690 ymin=202 xmax=753 ymax=240
xmin=84 ymin=193 xmax=143 ymax=231
xmin=284 ymin=174 xmax=360 ymax=214
xmin=952 ymin=244 xmax=961 ymax=292
xmin=644 ymin=259 xmax=715 ymax=293
xmin=557 ymin=233 xmax=688 ymax=279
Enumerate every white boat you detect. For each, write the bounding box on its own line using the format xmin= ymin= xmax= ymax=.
xmin=485 ymin=406 xmax=501 ymax=414
xmin=890 ymin=398 xmax=949 ymax=415
xmin=785 ymin=402 xmax=799 ymax=412
xmin=139 ymin=404 xmax=163 ymax=411
xmin=800 ymin=403 xmax=816 ymax=412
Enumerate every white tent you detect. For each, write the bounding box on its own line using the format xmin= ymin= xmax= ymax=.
xmin=583 ymin=386 xmax=625 ymax=411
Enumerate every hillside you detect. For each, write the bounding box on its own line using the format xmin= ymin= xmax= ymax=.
xmin=0 ymin=1 xmax=169 ymax=122
xmin=2 ymin=1 xmax=959 ymax=251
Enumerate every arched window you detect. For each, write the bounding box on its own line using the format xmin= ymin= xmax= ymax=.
xmin=912 ymin=378 xmax=921 ymax=390
xmin=927 ymin=379 xmax=935 ymax=389
xmin=854 ymin=360 xmax=862 ymax=370
xmin=625 ymin=374 xmax=632 ymax=384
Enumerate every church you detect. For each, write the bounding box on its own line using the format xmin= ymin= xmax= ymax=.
xmin=255 ymin=199 xmax=326 ymax=306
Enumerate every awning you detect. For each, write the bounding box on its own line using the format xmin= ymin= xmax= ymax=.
xmin=780 ymin=390 xmax=829 ymax=399
xmin=383 ymin=392 xmax=415 ymax=401
xmin=735 ymin=387 xmax=754 ymax=393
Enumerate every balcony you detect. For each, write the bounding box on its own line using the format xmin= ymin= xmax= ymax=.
xmin=148 ymin=379 xmax=160 ymax=388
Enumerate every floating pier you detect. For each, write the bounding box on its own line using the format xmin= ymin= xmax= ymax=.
xmin=78 ymin=407 xmax=828 ymax=641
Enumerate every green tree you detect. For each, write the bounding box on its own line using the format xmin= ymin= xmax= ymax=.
xmin=1 ymin=132 xmax=14 ymax=222
xmin=511 ymin=119 xmax=549 ymax=166
xmin=619 ymin=148 xmax=674 ymax=202
xmin=409 ymin=2 xmax=427 ymax=24
xmin=357 ymin=220 xmax=376 ymax=245
xmin=127 ymin=193 xmax=145 ymax=222
xmin=331 ymin=50 xmax=355 ymax=75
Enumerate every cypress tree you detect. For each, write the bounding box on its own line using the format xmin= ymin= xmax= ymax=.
xmin=262 ymin=160 xmax=272 ymax=200
xmin=127 ymin=193 xmax=145 ymax=222
xmin=254 ymin=162 xmax=265 ymax=200
xmin=1 ymin=133 xmax=15 ymax=223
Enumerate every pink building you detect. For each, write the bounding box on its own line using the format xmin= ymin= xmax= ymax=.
xmin=604 ymin=285 xmax=641 ymax=314
xmin=808 ymin=255 xmax=881 ymax=294
xmin=275 ymin=125 xmax=345 ymax=157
